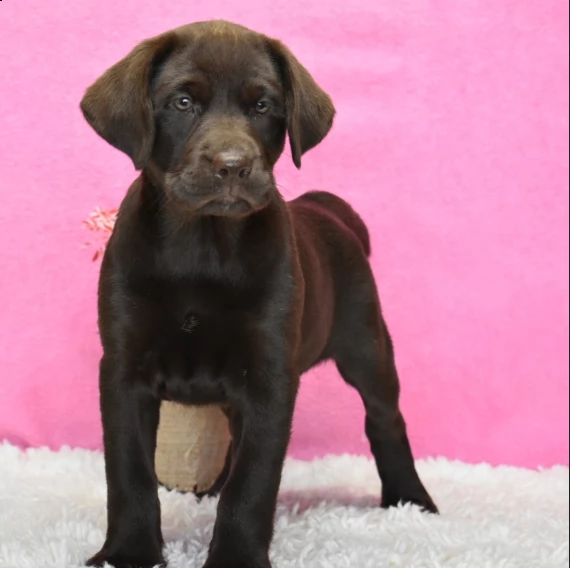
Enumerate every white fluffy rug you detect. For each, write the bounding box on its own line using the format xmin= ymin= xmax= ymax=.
xmin=0 ymin=443 xmax=568 ymax=568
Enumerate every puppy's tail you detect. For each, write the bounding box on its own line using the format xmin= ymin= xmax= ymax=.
xmin=301 ymin=191 xmax=371 ymax=257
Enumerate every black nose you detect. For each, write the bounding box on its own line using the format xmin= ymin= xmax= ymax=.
xmin=211 ymin=151 xmax=253 ymax=180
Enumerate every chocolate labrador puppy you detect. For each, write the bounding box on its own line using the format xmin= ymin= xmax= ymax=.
xmin=80 ymin=20 xmax=437 ymax=568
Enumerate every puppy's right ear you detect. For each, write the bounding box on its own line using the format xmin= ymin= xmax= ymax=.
xmin=80 ymin=34 xmax=174 ymax=170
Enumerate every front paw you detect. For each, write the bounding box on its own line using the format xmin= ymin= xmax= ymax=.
xmin=86 ymin=549 xmax=166 ymax=568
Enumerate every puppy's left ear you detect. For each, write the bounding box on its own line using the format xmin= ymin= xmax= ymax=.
xmin=80 ymin=33 xmax=174 ymax=170
xmin=268 ymin=40 xmax=335 ymax=168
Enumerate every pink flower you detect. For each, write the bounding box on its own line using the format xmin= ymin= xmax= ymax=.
xmin=82 ymin=207 xmax=118 ymax=261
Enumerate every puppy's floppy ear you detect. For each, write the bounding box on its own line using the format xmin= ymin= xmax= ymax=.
xmin=80 ymin=34 xmax=174 ymax=170
xmin=268 ymin=40 xmax=335 ymax=168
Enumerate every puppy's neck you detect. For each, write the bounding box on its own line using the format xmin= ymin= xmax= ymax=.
xmin=137 ymin=173 xmax=287 ymax=269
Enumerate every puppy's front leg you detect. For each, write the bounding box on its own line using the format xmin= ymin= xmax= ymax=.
xmin=87 ymin=356 xmax=164 ymax=568
xmin=203 ymin=367 xmax=297 ymax=568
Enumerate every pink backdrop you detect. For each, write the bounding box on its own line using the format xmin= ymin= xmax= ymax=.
xmin=0 ymin=0 xmax=568 ymax=468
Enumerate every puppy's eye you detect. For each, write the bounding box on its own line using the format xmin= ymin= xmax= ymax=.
xmin=174 ymin=96 xmax=193 ymax=111
xmin=255 ymin=100 xmax=270 ymax=114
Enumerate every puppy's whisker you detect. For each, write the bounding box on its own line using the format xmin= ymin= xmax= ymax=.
xmin=276 ymin=183 xmax=292 ymax=197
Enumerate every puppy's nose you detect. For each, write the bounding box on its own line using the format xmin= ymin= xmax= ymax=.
xmin=211 ymin=151 xmax=253 ymax=180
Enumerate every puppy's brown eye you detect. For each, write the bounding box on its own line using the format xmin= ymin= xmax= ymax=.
xmin=174 ymin=96 xmax=193 ymax=111
xmin=255 ymin=101 xmax=270 ymax=114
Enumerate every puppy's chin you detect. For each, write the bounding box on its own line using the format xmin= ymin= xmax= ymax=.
xmin=165 ymin=180 xmax=275 ymax=218
xmin=197 ymin=196 xmax=266 ymax=218
xmin=160 ymin=169 xmax=275 ymax=218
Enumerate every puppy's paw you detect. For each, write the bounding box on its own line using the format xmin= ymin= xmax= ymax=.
xmin=382 ymin=486 xmax=439 ymax=514
xmin=86 ymin=549 xmax=166 ymax=568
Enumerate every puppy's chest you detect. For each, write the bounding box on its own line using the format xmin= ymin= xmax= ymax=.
xmin=141 ymin=279 xmax=257 ymax=406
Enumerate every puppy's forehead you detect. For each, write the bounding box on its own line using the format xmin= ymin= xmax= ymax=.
xmin=158 ymin=21 xmax=279 ymax=87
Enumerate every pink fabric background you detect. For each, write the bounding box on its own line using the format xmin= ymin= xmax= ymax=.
xmin=0 ymin=0 xmax=568 ymax=468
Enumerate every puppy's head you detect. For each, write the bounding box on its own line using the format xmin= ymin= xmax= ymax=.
xmin=80 ymin=21 xmax=335 ymax=217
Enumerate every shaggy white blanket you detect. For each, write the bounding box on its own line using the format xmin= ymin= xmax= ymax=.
xmin=0 ymin=443 xmax=568 ymax=568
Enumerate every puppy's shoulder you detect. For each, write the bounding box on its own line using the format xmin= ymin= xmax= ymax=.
xmin=104 ymin=176 xmax=155 ymax=263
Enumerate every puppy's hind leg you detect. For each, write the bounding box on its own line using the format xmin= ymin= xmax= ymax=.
xmin=331 ymin=279 xmax=438 ymax=513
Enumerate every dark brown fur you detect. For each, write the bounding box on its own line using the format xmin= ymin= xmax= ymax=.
xmin=80 ymin=20 xmax=437 ymax=568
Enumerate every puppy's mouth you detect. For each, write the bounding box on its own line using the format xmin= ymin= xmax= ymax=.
xmin=165 ymin=173 xmax=275 ymax=217
xmin=199 ymin=195 xmax=255 ymax=216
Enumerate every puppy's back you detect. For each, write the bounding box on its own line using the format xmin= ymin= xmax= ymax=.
xmin=290 ymin=191 xmax=371 ymax=258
